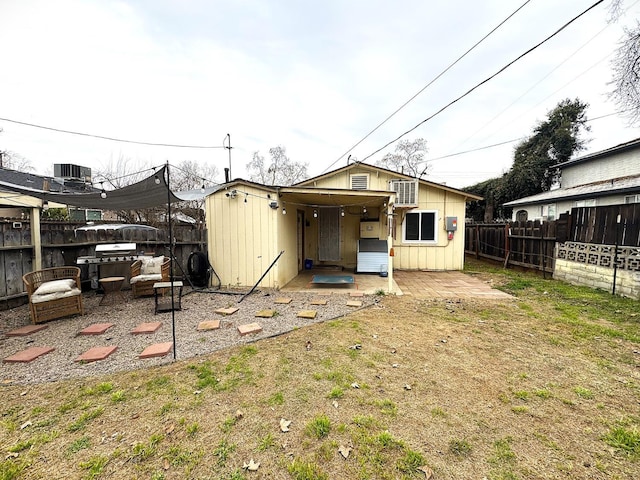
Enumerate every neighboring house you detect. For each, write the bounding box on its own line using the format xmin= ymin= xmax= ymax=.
xmin=204 ymin=163 xmax=481 ymax=291
xmin=503 ymin=138 xmax=640 ymax=221
xmin=0 ymin=165 xmax=105 ymax=221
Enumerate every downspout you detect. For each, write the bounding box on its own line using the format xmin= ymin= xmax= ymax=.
xmin=387 ymin=195 xmax=394 ymax=293
xmin=32 ymin=205 xmax=42 ymax=270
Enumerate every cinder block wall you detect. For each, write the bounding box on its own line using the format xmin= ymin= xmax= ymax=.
xmin=554 ymin=259 xmax=640 ymax=299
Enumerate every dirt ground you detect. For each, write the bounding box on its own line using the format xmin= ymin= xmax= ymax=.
xmin=1 ymin=264 xmax=639 ymax=479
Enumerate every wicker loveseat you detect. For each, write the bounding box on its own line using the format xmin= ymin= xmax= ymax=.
xmin=22 ymin=266 xmax=85 ymax=324
xmin=130 ymin=256 xmax=170 ymax=298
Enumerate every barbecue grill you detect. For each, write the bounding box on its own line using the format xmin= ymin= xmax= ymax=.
xmin=76 ymin=243 xmax=150 ymax=289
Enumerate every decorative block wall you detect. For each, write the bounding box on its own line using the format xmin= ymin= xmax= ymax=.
xmin=554 ymin=242 xmax=640 ymax=299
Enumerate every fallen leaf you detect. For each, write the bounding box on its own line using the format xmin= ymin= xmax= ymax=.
xmin=338 ymin=445 xmax=352 ymax=458
xmin=164 ymin=424 xmax=175 ymax=435
xmin=243 ymin=459 xmax=260 ymax=471
xmin=20 ymin=391 xmax=27 ymax=396
xmin=235 ymin=409 xmax=244 ymax=420
xmin=392 ymin=363 xmax=399 ymax=368
xmin=418 ymin=465 xmax=434 ymax=479
xmin=404 ymin=384 xmax=412 ymax=391
xmin=193 ymin=390 xmax=202 ymax=395
xmin=163 ymin=458 xmax=170 ymax=470
xmin=306 ymin=340 xmax=312 ymax=350
xmin=20 ymin=421 xmax=32 ymax=430
xmin=349 ymin=344 xmax=362 ymax=350
xmin=280 ymin=418 xmax=291 ymax=432
xmin=6 ymin=452 xmax=19 ymax=459
xmin=332 ymin=400 xmax=339 ymax=408
xmin=351 ymin=382 xmax=360 ymax=389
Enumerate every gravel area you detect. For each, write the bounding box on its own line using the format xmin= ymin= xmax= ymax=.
xmin=0 ymin=288 xmax=375 ymax=385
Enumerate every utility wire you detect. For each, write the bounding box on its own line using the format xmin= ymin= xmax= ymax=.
xmin=0 ymin=117 xmax=225 ymax=149
xmin=359 ymin=0 xmax=605 ymax=164
xmin=321 ymin=0 xmax=534 ymax=174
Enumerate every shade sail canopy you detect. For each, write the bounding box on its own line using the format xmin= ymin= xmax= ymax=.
xmin=0 ymin=166 xmax=184 ymax=209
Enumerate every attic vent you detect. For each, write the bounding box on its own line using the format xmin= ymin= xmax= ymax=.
xmin=390 ymin=180 xmax=418 ymax=206
xmin=350 ymin=174 xmax=369 ymax=190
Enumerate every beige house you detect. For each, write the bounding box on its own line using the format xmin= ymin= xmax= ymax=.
xmin=205 ymin=163 xmax=481 ymax=292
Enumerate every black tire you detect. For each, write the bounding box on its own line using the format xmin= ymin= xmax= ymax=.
xmin=188 ymin=251 xmax=210 ymax=287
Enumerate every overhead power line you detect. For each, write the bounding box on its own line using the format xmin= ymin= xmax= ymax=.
xmin=0 ymin=117 xmax=225 ymax=149
xmin=321 ymin=0 xmax=533 ymax=174
xmin=359 ymin=0 xmax=605 ymax=163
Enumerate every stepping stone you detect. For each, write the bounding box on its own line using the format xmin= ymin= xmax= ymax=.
xmin=5 ymin=325 xmax=49 ymax=337
xmin=4 ymin=346 xmax=55 ymax=363
xmin=131 ymin=322 xmax=162 ymax=334
xmin=139 ymin=342 xmax=173 ymax=359
xmin=297 ymin=310 xmax=317 ymax=319
xmin=238 ymin=323 xmax=263 ymax=336
xmin=310 ymin=299 xmax=328 ymax=305
xmin=79 ymin=323 xmax=114 ymax=335
xmin=255 ymin=310 xmax=275 ymax=318
xmin=317 ymin=291 xmax=332 ymax=296
xmin=216 ymin=307 xmax=239 ymax=316
xmin=75 ymin=346 xmax=117 ymax=363
xmin=346 ymin=300 xmax=363 ymax=307
xmin=274 ymin=297 xmax=292 ymax=304
xmin=197 ymin=320 xmax=221 ymax=331
xmin=350 ymin=292 xmax=365 ymax=298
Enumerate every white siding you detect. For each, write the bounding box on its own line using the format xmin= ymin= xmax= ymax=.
xmin=562 ymin=151 xmax=640 ymax=188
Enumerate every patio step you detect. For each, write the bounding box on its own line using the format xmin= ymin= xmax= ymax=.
xmin=5 ymin=325 xmax=48 ymax=337
xmin=75 ymin=346 xmax=118 ymax=363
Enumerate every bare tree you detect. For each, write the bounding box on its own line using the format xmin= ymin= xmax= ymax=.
xmin=375 ymin=138 xmax=428 ymax=178
xmin=0 ymin=150 xmax=34 ymax=172
xmin=608 ymin=1 xmax=640 ymax=124
xmin=170 ymin=160 xmax=219 ymax=227
xmin=247 ymin=146 xmax=308 ymax=186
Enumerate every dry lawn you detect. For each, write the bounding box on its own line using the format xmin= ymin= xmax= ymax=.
xmin=1 ymin=259 xmax=640 ymax=479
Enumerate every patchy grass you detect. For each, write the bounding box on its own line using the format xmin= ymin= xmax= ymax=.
xmin=1 ymin=258 xmax=639 ymax=478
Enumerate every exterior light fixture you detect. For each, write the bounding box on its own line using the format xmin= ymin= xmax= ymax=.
xmin=363 ymin=206 xmax=367 ymax=214
xmin=100 ymin=182 xmax=107 ymax=199
xmin=313 ymin=209 xmax=318 ymax=218
xmin=201 ymin=181 xmax=206 ymax=194
xmin=282 ymin=204 xmax=287 ymax=215
xmin=244 ymin=193 xmax=248 ymax=203
xmin=340 ymin=208 xmax=345 ymax=217
xmin=154 ymin=175 xmax=161 ymax=185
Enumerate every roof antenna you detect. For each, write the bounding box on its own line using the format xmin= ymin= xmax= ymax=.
xmin=347 ymin=154 xmax=351 ymax=166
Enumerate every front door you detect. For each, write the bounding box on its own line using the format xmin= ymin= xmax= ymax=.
xmin=318 ymin=207 xmax=341 ymax=262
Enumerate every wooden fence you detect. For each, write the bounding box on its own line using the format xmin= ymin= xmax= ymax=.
xmin=465 ymin=220 xmax=557 ymax=273
xmin=0 ymin=220 xmax=206 ymax=308
xmin=465 ymin=204 xmax=640 ymax=273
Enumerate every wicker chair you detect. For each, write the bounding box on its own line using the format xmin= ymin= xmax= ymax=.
xmin=130 ymin=256 xmax=170 ymax=298
xmin=22 ymin=267 xmax=85 ymax=324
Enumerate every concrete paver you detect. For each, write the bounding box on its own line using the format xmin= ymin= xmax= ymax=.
xmin=238 ymin=323 xmax=262 ymax=336
xmin=139 ymin=342 xmax=173 ymax=359
xmin=79 ymin=323 xmax=114 ymax=335
xmin=197 ymin=320 xmax=221 ymax=331
xmin=75 ymin=346 xmax=118 ymax=363
xmin=131 ymin=322 xmax=162 ymax=334
xmin=5 ymin=325 xmax=49 ymax=337
xmin=4 ymin=346 xmax=55 ymax=363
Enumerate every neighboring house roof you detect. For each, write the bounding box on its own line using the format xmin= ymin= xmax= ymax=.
xmin=503 ymin=137 xmax=640 ymax=208
xmin=0 ymin=167 xmax=96 ymax=194
xmin=556 ymin=137 xmax=640 ymax=169
xmin=293 ymin=162 xmax=483 ymax=201
xmin=504 ymin=174 xmax=640 ymax=207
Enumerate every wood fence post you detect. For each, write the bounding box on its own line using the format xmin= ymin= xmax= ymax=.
xmin=503 ymin=223 xmax=510 ymax=268
xmin=475 ymin=224 xmax=479 ymax=259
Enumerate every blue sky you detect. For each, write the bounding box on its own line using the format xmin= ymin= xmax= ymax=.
xmin=1 ymin=0 xmax=639 ymax=188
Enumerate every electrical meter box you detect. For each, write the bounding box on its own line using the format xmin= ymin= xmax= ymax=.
xmin=445 ymin=216 xmax=458 ymax=231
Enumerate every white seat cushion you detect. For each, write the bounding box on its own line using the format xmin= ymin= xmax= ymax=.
xmin=130 ymin=273 xmax=163 ymax=284
xmin=31 ymin=288 xmax=81 ymax=304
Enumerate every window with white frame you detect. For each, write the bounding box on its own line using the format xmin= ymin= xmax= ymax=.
xmin=625 ymin=194 xmax=640 ymax=204
xmin=403 ymin=211 xmax=437 ymax=243
xmin=575 ymin=199 xmax=596 ymax=207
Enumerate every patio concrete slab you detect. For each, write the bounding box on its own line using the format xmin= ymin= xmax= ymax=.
xmin=350 ymin=292 xmax=365 ymax=298
xmin=197 ymin=320 xmax=221 ymax=331
xmin=5 ymin=325 xmax=48 ymax=337
xmin=310 ymin=299 xmax=328 ymax=305
xmin=216 ymin=307 xmax=239 ymax=315
xmin=79 ymin=323 xmax=114 ymax=335
xmin=4 ymin=346 xmax=55 ymax=363
xmin=238 ymin=323 xmax=262 ymax=336
xmin=75 ymin=346 xmax=117 ymax=363
xmin=393 ymin=271 xmax=513 ymax=300
xmin=346 ymin=300 xmax=363 ymax=307
xmin=255 ymin=310 xmax=275 ymax=318
xmin=274 ymin=297 xmax=292 ymax=304
xmin=139 ymin=342 xmax=173 ymax=359
xmin=297 ymin=310 xmax=317 ymax=319
xmin=131 ymin=322 xmax=162 ymax=334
